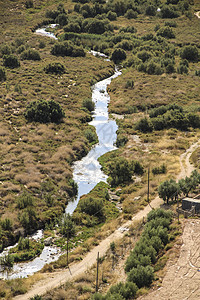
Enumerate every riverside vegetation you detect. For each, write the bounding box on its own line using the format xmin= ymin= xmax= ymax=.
xmin=0 ymin=0 xmax=200 ymax=298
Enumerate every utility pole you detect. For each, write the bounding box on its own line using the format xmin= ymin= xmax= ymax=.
xmin=96 ymin=252 xmax=99 ymax=293
xmin=67 ymin=231 xmax=69 ymax=267
xmin=147 ymin=167 xmax=150 ymax=203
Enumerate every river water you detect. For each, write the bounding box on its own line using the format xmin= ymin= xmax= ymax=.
xmin=0 ymin=27 xmax=121 ymax=279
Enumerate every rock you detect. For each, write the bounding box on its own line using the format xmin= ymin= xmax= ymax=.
xmin=44 ymin=237 xmax=53 ymax=246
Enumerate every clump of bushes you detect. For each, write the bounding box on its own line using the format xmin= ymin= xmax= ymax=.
xmin=111 ymin=48 xmax=126 ymax=63
xmin=25 ymin=99 xmax=65 ymax=123
xmin=180 ymin=45 xmax=199 ymax=62
xmin=136 ymin=104 xmax=200 ymax=132
xmin=3 ymin=54 xmax=20 ymax=68
xmin=21 ymin=49 xmax=41 ymax=61
xmin=44 ymin=62 xmax=65 ymax=75
xmin=51 ymin=41 xmax=85 ymax=57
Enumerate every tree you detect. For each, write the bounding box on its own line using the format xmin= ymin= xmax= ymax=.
xmin=79 ymin=197 xmax=104 ymax=217
xmin=158 ymin=179 xmax=179 ymax=204
xmin=82 ymin=98 xmax=95 ymax=112
xmin=60 ymin=213 xmax=75 ymax=238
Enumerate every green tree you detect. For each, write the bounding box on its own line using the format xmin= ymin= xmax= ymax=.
xmin=158 ymin=179 xmax=179 ymax=204
xmin=108 ymin=157 xmax=133 ymax=187
xmin=60 ymin=213 xmax=75 ymax=238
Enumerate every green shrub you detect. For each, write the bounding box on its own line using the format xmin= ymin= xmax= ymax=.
xmin=44 ymin=62 xmax=65 ymax=75
xmin=79 ymin=197 xmax=104 ymax=217
xmin=1 ymin=218 xmax=12 ymax=231
xmin=177 ymin=64 xmax=188 ymax=74
xmin=84 ymin=128 xmax=98 ymax=144
xmin=108 ymin=282 xmax=138 ymax=299
xmin=0 ymin=67 xmax=6 ymax=81
xmin=125 ymin=9 xmax=138 ymax=19
xmin=55 ymin=13 xmax=68 ymax=27
xmin=25 ymin=0 xmax=33 ymax=8
xmin=135 ymin=117 xmax=153 ymax=133
xmin=82 ymin=98 xmax=95 ymax=111
xmin=0 ymin=253 xmax=14 ymax=268
xmin=160 ymin=5 xmax=180 ymax=18
xmin=1 ymin=44 xmax=12 ymax=56
xmin=51 ymin=41 xmax=85 ymax=57
xmin=152 ymin=164 xmax=167 ymax=175
xmin=21 ymin=49 xmax=41 ymax=61
xmin=17 ymin=192 xmax=34 ymax=209
xmin=195 ymin=70 xmax=200 ymax=76
xmin=128 ymin=265 xmax=154 ymax=288
xmin=3 ymin=54 xmax=20 ymax=68
xmin=164 ymin=20 xmax=177 ymax=27
xmin=25 ymin=99 xmax=65 ymax=123
xmin=111 ymin=48 xmax=126 ymax=63
xmin=157 ymin=26 xmax=175 ymax=39
xmin=116 ymin=134 xmax=128 ymax=147
xmin=180 ymin=45 xmax=199 ymax=62
xmin=107 ymin=11 xmax=117 ymax=21
xmin=107 ymin=157 xmax=133 ymax=187
xmin=145 ymin=4 xmax=156 ymax=16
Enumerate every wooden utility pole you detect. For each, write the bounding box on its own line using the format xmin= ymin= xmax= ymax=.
xmin=96 ymin=252 xmax=99 ymax=292
xmin=147 ymin=167 xmax=150 ymax=203
xmin=67 ymin=231 xmax=69 ymax=266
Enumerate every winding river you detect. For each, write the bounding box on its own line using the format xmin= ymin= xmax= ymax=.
xmin=0 ymin=27 xmax=121 ymax=279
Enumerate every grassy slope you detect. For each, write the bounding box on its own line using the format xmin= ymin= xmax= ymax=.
xmin=0 ymin=0 xmax=115 ymax=246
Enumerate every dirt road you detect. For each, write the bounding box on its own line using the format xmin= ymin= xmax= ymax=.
xmin=14 ymin=139 xmax=199 ymax=300
xmin=141 ymin=219 xmax=200 ymax=300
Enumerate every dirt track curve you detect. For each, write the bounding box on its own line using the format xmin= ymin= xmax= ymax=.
xmin=14 ymin=139 xmax=200 ymax=300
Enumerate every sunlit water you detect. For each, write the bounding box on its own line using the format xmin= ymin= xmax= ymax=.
xmin=0 ymin=27 xmax=121 ymax=279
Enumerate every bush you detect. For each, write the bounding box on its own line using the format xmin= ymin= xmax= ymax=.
xmin=164 ymin=20 xmax=177 ymax=27
xmin=128 ymin=265 xmax=154 ymax=288
xmin=125 ymin=9 xmax=138 ymax=19
xmin=17 ymin=192 xmax=34 ymax=209
xmin=51 ymin=41 xmax=85 ymax=57
xmin=0 ymin=67 xmax=6 ymax=81
xmin=135 ymin=117 xmax=153 ymax=133
xmin=44 ymin=62 xmax=65 ymax=75
xmin=84 ymin=128 xmax=98 ymax=144
xmin=107 ymin=11 xmax=117 ymax=21
xmin=108 ymin=282 xmax=138 ymax=299
xmin=25 ymin=99 xmax=65 ymax=123
xmin=160 ymin=5 xmax=180 ymax=18
xmin=108 ymin=157 xmax=134 ymax=187
xmin=1 ymin=44 xmax=12 ymax=56
xmin=21 ymin=49 xmax=41 ymax=61
xmin=79 ymin=197 xmax=104 ymax=217
xmin=180 ymin=45 xmax=199 ymax=62
xmin=82 ymin=98 xmax=95 ymax=111
xmin=145 ymin=4 xmax=156 ymax=16
xmin=25 ymin=0 xmax=33 ymax=8
xmin=152 ymin=164 xmax=167 ymax=175
xmin=157 ymin=26 xmax=175 ymax=38
xmin=3 ymin=54 xmax=20 ymax=68
xmin=111 ymin=48 xmax=126 ymax=63
xmin=177 ymin=64 xmax=188 ymax=74
xmin=55 ymin=13 xmax=68 ymax=27
xmin=116 ymin=134 xmax=128 ymax=147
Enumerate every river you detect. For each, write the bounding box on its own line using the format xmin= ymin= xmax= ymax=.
xmin=0 ymin=27 xmax=121 ymax=279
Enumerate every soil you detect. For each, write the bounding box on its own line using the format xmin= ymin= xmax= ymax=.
xmin=14 ymin=138 xmax=200 ymax=300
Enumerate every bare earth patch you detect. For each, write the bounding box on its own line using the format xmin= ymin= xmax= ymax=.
xmin=140 ymin=219 xmax=200 ymax=300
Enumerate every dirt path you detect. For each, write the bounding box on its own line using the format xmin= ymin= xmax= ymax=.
xmin=140 ymin=219 xmax=200 ymax=300
xmin=14 ymin=139 xmax=199 ymax=300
